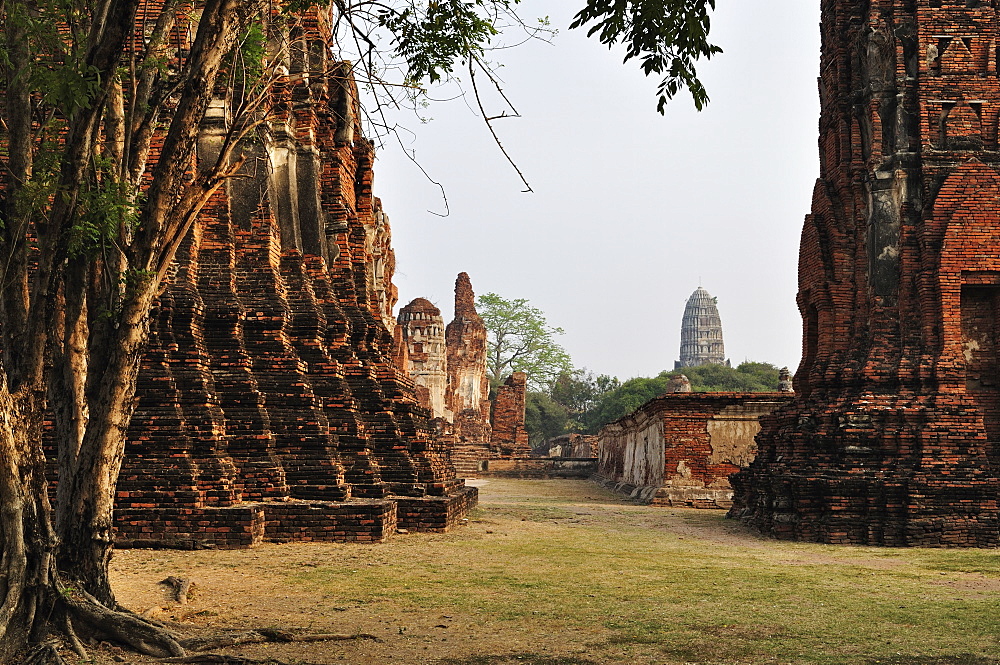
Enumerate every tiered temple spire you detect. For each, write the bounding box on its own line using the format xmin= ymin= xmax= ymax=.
xmin=676 ymin=287 xmax=728 ymax=369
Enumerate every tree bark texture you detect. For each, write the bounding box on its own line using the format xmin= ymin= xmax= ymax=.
xmin=0 ymin=388 xmax=56 ymax=661
xmin=0 ymin=0 xmax=267 ymax=658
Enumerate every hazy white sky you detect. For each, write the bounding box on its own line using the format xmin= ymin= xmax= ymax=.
xmin=371 ymin=1 xmax=822 ymax=381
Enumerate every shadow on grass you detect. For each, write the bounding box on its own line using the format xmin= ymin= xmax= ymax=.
xmin=861 ymin=656 xmax=999 ymax=665
xmin=437 ymin=654 xmax=598 ymax=665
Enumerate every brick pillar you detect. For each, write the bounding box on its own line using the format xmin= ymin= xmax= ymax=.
xmin=491 ymin=372 xmax=530 ymax=458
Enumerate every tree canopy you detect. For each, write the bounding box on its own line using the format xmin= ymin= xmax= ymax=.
xmin=477 ymin=292 xmax=574 ymax=391
xmin=586 ymin=362 xmax=783 ymax=430
xmin=570 ymin=0 xmax=720 ymax=112
xmin=331 ymin=0 xmax=720 ymax=114
xmin=665 ymin=361 xmax=782 ymax=393
xmin=524 ymin=369 xmax=620 ymax=449
xmin=525 ymin=362 xmax=784 ymax=448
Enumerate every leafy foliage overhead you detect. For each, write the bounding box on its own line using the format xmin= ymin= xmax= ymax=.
xmin=379 ymin=0 xmax=517 ymax=84
xmin=337 ymin=0 xmax=719 ymax=115
xmin=570 ymin=0 xmax=720 ymax=112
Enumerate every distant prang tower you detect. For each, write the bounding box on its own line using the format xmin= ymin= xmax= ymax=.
xmin=675 ymin=287 xmax=729 ymax=369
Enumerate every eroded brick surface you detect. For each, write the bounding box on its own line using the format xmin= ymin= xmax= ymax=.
xmin=597 ymin=394 xmax=792 ymax=509
xmin=397 ymin=274 xmax=495 ymax=477
xmin=116 ymin=10 xmax=475 ymax=547
xmin=491 ymin=372 xmax=530 ymax=458
xmin=729 ymin=0 xmax=1000 ymax=546
xmin=444 ymin=273 xmax=494 ymax=475
xmin=445 ymin=273 xmax=492 ymax=442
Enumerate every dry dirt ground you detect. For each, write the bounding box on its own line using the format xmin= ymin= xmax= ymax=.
xmin=83 ymin=479 xmax=1000 ymax=665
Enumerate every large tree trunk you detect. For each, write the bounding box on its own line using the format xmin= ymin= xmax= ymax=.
xmin=55 ymin=291 xmax=155 ymax=607
xmin=0 ymin=388 xmax=57 ymax=662
xmin=0 ymin=387 xmax=186 ymax=664
xmin=0 ymin=0 xmax=269 ymax=657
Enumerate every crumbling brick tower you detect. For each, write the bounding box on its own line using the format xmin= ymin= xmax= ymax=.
xmin=398 ymin=298 xmax=451 ymax=420
xmin=445 ymin=273 xmax=492 ymax=444
xmin=730 ymin=0 xmax=1000 ymax=546
xmin=115 ymin=8 xmax=475 ymax=547
xmin=491 ymin=373 xmax=530 ymax=457
xmin=444 ymin=273 xmax=493 ymax=475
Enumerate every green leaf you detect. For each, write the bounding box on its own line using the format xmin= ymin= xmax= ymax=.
xmin=570 ymin=0 xmax=720 ymax=113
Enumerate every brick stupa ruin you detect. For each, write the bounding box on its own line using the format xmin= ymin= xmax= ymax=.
xmin=490 ymin=372 xmax=531 ymax=458
xmin=730 ymin=0 xmax=1000 ymax=546
xmin=397 ymin=298 xmax=451 ymax=420
xmin=445 ymin=273 xmax=493 ymax=447
xmin=398 ymin=274 xmax=530 ymax=476
xmin=676 ymin=287 xmax=729 ymax=369
xmin=114 ymin=11 xmax=476 ymax=547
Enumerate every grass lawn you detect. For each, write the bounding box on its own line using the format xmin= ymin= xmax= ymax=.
xmin=112 ymin=479 xmax=1000 ymax=664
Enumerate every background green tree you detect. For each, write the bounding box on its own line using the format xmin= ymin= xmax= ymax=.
xmin=477 ymin=292 xmax=574 ymax=391
xmin=526 ymin=369 xmax=619 ymax=451
xmin=525 ymin=392 xmax=571 ymax=450
xmin=583 ymin=362 xmax=783 ymax=432
xmin=581 ymin=374 xmax=672 ymax=434
xmin=664 ymin=361 xmax=781 ymax=393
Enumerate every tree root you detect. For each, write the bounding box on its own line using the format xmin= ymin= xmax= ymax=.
xmin=23 ymin=641 xmax=67 ymax=665
xmin=62 ymin=608 xmax=88 ymax=660
xmin=61 ymin=589 xmax=185 ymax=657
xmin=158 ymin=629 xmax=380 ymax=664
xmin=178 ymin=629 xmax=379 ymax=652
xmin=160 ymin=656 xmax=294 ymax=664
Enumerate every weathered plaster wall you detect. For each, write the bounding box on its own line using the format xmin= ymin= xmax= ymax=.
xmin=599 ymin=413 xmax=665 ymax=493
xmin=597 ymin=393 xmax=792 ymax=508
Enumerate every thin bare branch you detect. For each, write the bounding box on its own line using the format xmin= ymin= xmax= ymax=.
xmin=468 ymin=59 xmax=532 ymax=193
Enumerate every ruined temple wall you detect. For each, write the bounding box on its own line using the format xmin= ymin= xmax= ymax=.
xmin=546 ymin=434 xmax=598 ymax=459
xmin=116 ymin=7 xmax=475 ymax=547
xmin=598 ymin=413 xmax=665 ymax=492
xmin=730 ymin=0 xmax=1000 ymax=546
xmin=598 ymin=393 xmax=792 ymax=508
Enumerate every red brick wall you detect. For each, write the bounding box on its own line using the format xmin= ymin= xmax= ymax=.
xmin=113 ymin=8 xmax=477 ymax=547
xmin=731 ymin=0 xmax=1000 ymax=546
xmin=491 ymin=372 xmax=530 ymax=457
xmin=598 ymin=393 xmax=791 ymax=508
